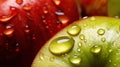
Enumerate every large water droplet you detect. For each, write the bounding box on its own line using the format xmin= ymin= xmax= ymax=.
xmin=0 ymin=7 xmax=17 ymax=22
xmin=67 ymin=25 xmax=81 ymax=36
xmin=53 ymin=0 xmax=61 ymax=5
xmin=97 ymin=29 xmax=105 ymax=35
xmin=49 ymin=36 xmax=74 ymax=55
xmin=16 ymin=0 xmax=23 ymax=5
xmin=90 ymin=46 xmax=101 ymax=54
xmin=79 ymin=34 xmax=85 ymax=40
xmin=3 ymin=28 xmax=14 ymax=36
xmin=23 ymin=4 xmax=32 ymax=11
xmin=69 ymin=55 xmax=81 ymax=65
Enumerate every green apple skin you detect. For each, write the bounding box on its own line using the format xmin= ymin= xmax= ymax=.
xmin=31 ymin=16 xmax=120 ymax=67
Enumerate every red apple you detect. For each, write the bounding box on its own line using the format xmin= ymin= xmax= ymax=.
xmin=79 ymin=0 xmax=107 ymax=16
xmin=0 ymin=0 xmax=80 ymax=67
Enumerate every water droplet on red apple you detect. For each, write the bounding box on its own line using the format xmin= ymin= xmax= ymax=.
xmin=53 ymin=0 xmax=61 ymax=5
xmin=0 ymin=7 xmax=17 ymax=22
xmin=24 ymin=25 xmax=30 ymax=33
xmin=43 ymin=6 xmax=48 ymax=14
xmin=58 ymin=15 xmax=69 ymax=25
xmin=23 ymin=4 xmax=32 ymax=11
xmin=3 ymin=28 xmax=14 ymax=37
xmin=16 ymin=0 xmax=23 ymax=5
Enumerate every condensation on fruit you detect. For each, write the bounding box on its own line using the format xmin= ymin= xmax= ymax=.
xmin=101 ymin=37 xmax=106 ymax=42
xmin=78 ymin=42 xmax=82 ymax=48
xmin=43 ymin=6 xmax=48 ymax=14
xmin=3 ymin=28 xmax=14 ymax=37
xmin=97 ymin=29 xmax=105 ymax=35
xmin=67 ymin=25 xmax=81 ymax=36
xmin=69 ymin=55 xmax=81 ymax=65
xmin=90 ymin=45 xmax=101 ymax=54
xmin=22 ymin=4 xmax=32 ymax=11
xmin=53 ymin=0 xmax=61 ymax=5
xmin=49 ymin=56 xmax=55 ymax=62
xmin=0 ymin=7 xmax=17 ymax=22
xmin=79 ymin=34 xmax=85 ymax=40
xmin=16 ymin=0 xmax=23 ymax=5
xmin=49 ymin=36 xmax=74 ymax=55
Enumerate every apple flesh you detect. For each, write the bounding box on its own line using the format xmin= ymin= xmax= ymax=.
xmin=0 ymin=0 xmax=80 ymax=67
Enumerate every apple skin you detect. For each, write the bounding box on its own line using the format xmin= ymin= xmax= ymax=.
xmin=79 ymin=0 xmax=107 ymax=16
xmin=0 ymin=0 xmax=80 ymax=67
xmin=31 ymin=16 xmax=120 ymax=67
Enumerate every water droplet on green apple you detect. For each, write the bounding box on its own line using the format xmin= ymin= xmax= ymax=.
xmin=101 ymin=37 xmax=106 ymax=42
xmin=79 ymin=34 xmax=85 ymax=40
xmin=67 ymin=25 xmax=81 ymax=36
xmin=49 ymin=56 xmax=55 ymax=62
xmin=78 ymin=42 xmax=82 ymax=48
xmin=90 ymin=46 xmax=101 ymax=54
xmin=69 ymin=55 xmax=81 ymax=65
xmin=49 ymin=36 xmax=74 ymax=55
xmin=97 ymin=29 xmax=105 ymax=35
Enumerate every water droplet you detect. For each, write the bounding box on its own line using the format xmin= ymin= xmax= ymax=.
xmin=79 ymin=34 xmax=85 ymax=40
xmin=58 ymin=15 xmax=69 ymax=24
xmin=109 ymin=60 xmax=112 ymax=62
xmin=23 ymin=4 xmax=32 ymax=11
xmin=55 ymin=11 xmax=64 ymax=15
xmin=0 ymin=7 xmax=17 ymax=22
xmin=90 ymin=17 xmax=95 ymax=21
xmin=49 ymin=36 xmax=74 ymax=55
xmin=3 ymin=28 xmax=14 ymax=37
xmin=78 ymin=42 xmax=82 ymax=48
xmin=69 ymin=56 xmax=81 ymax=65
xmin=97 ymin=29 xmax=105 ymax=35
xmin=24 ymin=25 xmax=30 ymax=33
xmin=109 ymin=49 xmax=112 ymax=53
xmin=39 ymin=54 xmax=44 ymax=61
xmin=53 ymin=0 xmax=61 ymax=5
xmin=90 ymin=46 xmax=101 ymax=54
xmin=101 ymin=37 xmax=106 ymax=42
xmin=49 ymin=56 xmax=55 ymax=62
xmin=77 ymin=48 xmax=81 ymax=52
xmin=43 ymin=6 xmax=48 ymax=14
xmin=15 ymin=47 xmax=20 ymax=52
xmin=67 ymin=25 xmax=81 ymax=36
xmin=16 ymin=0 xmax=23 ymax=5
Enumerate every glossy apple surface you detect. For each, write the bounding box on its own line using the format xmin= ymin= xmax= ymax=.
xmin=0 ymin=0 xmax=80 ymax=67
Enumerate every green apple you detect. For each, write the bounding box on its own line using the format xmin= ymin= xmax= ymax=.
xmin=31 ymin=16 xmax=120 ymax=67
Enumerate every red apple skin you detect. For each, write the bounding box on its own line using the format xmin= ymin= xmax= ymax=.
xmin=79 ymin=0 xmax=107 ymax=16
xmin=0 ymin=0 xmax=80 ymax=67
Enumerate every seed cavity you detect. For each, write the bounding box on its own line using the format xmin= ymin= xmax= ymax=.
xmin=69 ymin=55 xmax=81 ymax=65
xmin=90 ymin=46 xmax=101 ymax=54
xmin=67 ymin=25 xmax=81 ymax=36
xmin=97 ymin=29 xmax=105 ymax=35
xmin=49 ymin=36 xmax=74 ymax=55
